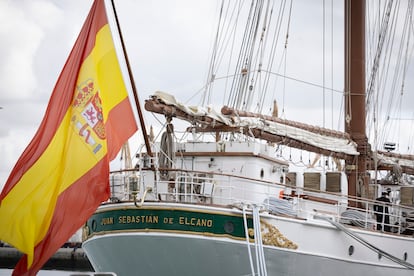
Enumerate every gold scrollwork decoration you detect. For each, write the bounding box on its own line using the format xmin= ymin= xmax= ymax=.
xmin=247 ymin=221 xmax=298 ymax=249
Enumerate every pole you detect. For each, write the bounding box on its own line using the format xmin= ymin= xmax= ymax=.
xmin=110 ymin=0 xmax=153 ymax=157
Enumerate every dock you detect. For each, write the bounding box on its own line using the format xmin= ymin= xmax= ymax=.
xmin=0 ymin=245 xmax=93 ymax=272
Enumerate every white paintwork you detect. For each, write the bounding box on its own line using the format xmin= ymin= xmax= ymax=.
xmin=83 ymin=202 xmax=414 ymax=276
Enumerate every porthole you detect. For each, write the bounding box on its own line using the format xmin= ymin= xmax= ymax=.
xmin=224 ymin=221 xmax=235 ymax=234
xmin=92 ymin=219 xmax=97 ymax=231
xmin=378 ymin=253 xmax=382 ymax=260
xmin=404 ymin=252 xmax=408 ymax=261
xmin=260 ymin=169 xmax=264 ymax=178
xmin=348 ymin=245 xmax=354 ymax=256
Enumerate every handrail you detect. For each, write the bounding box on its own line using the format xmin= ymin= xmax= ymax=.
xmin=108 ymin=167 xmax=414 ymax=237
xmin=112 ymin=166 xmax=409 ymax=208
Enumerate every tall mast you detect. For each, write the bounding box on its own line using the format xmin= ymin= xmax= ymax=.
xmin=344 ymin=0 xmax=369 ymax=204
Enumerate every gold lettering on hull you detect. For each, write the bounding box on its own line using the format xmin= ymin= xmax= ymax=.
xmin=179 ymin=216 xmax=213 ymax=227
xmin=99 ymin=214 xmax=213 ymax=228
xmin=118 ymin=215 xmax=159 ymax=224
xmin=101 ymin=217 xmax=114 ymax=225
xmin=163 ymin=217 xmax=174 ymax=224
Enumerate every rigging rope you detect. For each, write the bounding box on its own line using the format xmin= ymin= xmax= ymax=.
xmin=242 ymin=204 xmax=268 ymax=276
xmin=242 ymin=205 xmax=256 ymax=276
xmin=253 ymin=205 xmax=268 ymax=276
xmin=203 ymin=0 xmax=225 ymax=106
xmin=366 ymin=0 xmax=414 ymax=153
xmin=263 ymin=0 xmax=289 ymax=116
xmin=366 ymin=0 xmax=394 ymax=112
xmin=229 ymin=0 xmax=265 ymax=110
xmin=199 ymin=0 xmax=414 ymax=155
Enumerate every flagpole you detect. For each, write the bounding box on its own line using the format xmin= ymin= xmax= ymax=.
xmin=110 ymin=0 xmax=153 ymax=157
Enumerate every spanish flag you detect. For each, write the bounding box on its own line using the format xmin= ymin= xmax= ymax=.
xmin=0 ymin=1 xmax=137 ymax=275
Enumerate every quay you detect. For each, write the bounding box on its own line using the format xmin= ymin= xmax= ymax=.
xmin=0 ymin=244 xmax=93 ymax=272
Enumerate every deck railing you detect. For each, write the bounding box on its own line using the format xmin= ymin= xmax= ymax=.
xmin=108 ymin=167 xmax=414 ymax=237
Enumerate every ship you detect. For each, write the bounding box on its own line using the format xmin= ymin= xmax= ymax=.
xmin=82 ymin=0 xmax=414 ymax=275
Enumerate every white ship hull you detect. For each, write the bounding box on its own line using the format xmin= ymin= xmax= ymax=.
xmin=83 ymin=202 xmax=414 ymax=276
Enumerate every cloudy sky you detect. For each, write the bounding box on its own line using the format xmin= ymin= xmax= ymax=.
xmin=0 ymin=0 xmax=413 ymax=189
xmin=0 ymin=0 xmax=221 ymax=188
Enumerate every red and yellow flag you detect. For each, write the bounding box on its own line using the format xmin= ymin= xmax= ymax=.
xmin=0 ymin=1 xmax=137 ymax=275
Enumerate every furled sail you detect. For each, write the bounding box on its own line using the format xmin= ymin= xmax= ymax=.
xmin=145 ymin=91 xmax=359 ymax=160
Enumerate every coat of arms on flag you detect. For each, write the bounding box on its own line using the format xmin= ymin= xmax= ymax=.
xmin=71 ymin=79 xmax=105 ymax=154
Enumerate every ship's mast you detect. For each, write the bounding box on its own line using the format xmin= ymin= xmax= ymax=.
xmin=344 ymin=0 xmax=369 ymax=204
